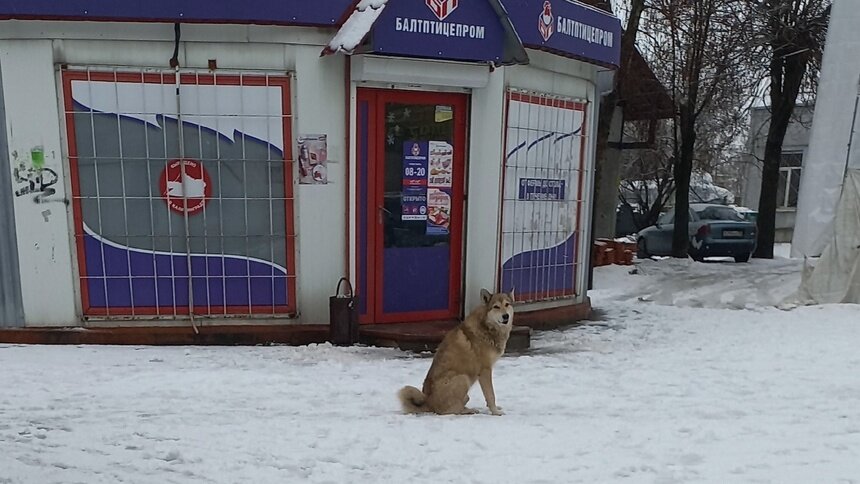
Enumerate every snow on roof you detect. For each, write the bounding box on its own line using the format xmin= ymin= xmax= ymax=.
xmin=323 ymin=0 xmax=388 ymax=56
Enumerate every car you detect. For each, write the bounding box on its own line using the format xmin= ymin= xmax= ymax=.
xmin=732 ymin=206 xmax=758 ymax=223
xmin=636 ymin=203 xmax=757 ymax=263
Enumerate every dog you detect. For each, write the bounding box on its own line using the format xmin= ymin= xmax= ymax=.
xmin=398 ymin=288 xmax=515 ymax=416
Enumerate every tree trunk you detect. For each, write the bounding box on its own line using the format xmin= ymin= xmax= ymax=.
xmin=592 ymin=104 xmax=624 ymax=239
xmin=755 ymin=110 xmax=792 ymax=259
xmin=587 ymin=0 xmax=647 ymax=286
xmin=591 ymin=0 xmax=642 ymax=240
xmin=754 ymin=47 xmax=811 ymax=258
xmin=672 ymin=105 xmax=696 ymax=258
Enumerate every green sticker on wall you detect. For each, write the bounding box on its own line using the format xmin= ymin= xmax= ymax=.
xmin=31 ymin=147 xmax=45 ymax=170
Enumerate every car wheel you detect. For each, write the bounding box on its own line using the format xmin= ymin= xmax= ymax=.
xmin=637 ymin=238 xmax=649 ymax=259
xmin=734 ymin=253 xmax=751 ymax=263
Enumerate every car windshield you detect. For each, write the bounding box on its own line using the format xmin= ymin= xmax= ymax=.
xmin=696 ymin=206 xmax=744 ymax=221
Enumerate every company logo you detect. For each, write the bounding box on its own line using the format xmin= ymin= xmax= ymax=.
xmin=411 ymin=142 xmax=421 ymax=156
xmin=426 ymin=0 xmax=459 ymax=21
xmin=158 ymin=158 xmax=212 ymax=215
xmin=538 ymin=1 xmax=554 ymax=42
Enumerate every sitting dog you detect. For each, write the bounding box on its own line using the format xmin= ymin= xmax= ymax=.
xmin=398 ymin=289 xmax=515 ymax=416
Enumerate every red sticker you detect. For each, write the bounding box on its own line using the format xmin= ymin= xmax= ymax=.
xmin=158 ymin=158 xmax=212 ymax=215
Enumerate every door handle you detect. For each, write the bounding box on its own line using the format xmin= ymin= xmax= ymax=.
xmin=378 ymin=206 xmax=391 ymax=224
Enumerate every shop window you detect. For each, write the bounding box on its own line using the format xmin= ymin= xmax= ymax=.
xmin=62 ymin=68 xmax=296 ymax=318
xmin=499 ymin=90 xmax=588 ymax=302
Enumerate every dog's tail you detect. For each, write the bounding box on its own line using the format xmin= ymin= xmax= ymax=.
xmin=398 ymin=385 xmax=429 ymax=414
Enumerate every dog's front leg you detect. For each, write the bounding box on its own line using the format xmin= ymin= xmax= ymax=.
xmin=478 ymin=369 xmax=504 ymax=416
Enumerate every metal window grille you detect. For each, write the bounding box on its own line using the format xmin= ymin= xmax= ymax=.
xmin=62 ymin=67 xmax=296 ymax=320
xmin=498 ymin=89 xmax=588 ymax=303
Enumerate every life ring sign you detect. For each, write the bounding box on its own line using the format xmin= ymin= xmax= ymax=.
xmin=158 ymin=158 xmax=212 ymax=215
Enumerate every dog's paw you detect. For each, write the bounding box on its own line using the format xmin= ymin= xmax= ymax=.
xmin=460 ymin=407 xmax=479 ymax=415
xmin=489 ymin=406 xmax=505 ymax=416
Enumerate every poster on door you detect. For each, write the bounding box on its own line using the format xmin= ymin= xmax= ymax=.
xmin=426 ymin=188 xmax=451 ymax=235
xmin=401 ymin=187 xmax=428 ymax=221
xmin=400 ymin=140 xmax=453 ymax=233
xmin=402 ymin=140 xmax=428 ymax=187
xmin=428 ymin=141 xmax=453 ymax=188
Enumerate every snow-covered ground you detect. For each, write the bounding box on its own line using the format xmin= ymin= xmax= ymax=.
xmin=2 ymin=253 xmax=860 ymax=483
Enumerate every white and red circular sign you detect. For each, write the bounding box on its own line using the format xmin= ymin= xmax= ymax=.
xmin=158 ymin=158 xmax=212 ymax=215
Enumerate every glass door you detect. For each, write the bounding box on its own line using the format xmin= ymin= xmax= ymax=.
xmin=357 ymin=89 xmax=468 ymax=323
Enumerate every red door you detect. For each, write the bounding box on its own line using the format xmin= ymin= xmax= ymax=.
xmin=356 ymin=89 xmax=468 ymax=323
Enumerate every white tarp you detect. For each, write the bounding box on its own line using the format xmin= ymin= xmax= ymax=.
xmin=793 ymin=169 xmax=860 ymax=305
xmin=792 ymin=0 xmax=860 ymax=257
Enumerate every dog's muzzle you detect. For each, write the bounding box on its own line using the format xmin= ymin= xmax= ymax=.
xmin=500 ymin=313 xmax=510 ymax=324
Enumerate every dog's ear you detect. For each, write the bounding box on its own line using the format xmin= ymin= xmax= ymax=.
xmin=480 ymin=288 xmax=492 ymax=304
xmin=508 ymin=288 xmax=515 ymax=302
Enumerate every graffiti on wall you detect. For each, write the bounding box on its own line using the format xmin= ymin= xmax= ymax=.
xmin=11 ymin=147 xmax=66 ymax=205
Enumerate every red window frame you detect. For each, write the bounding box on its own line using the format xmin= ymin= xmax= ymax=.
xmin=62 ymin=69 xmax=297 ymax=317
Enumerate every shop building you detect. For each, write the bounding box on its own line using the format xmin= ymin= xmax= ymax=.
xmin=0 ymin=0 xmax=620 ymax=333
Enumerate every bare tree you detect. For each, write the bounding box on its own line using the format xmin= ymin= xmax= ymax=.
xmin=595 ymin=0 xmax=647 ymax=164
xmin=617 ymin=119 xmax=675 ymax=231
xmin=591 ymin=0 xmax=648 ymax=244
xmin=643 ymin=0 xmax=756 ymax=258
xmin=751 ymin=0 xmax=830 ymax=259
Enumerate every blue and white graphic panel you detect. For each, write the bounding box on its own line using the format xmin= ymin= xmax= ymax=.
xmin=500 ymin=91 xmax=587 ymax=301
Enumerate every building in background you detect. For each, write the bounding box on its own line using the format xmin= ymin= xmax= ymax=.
xmin=741 ymin=104 xmax=814 ymax=243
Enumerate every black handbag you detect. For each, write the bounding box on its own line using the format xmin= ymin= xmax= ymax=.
xmin=329 ymin=277 xmax=359 ymax=346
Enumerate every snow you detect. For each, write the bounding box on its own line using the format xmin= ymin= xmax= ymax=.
xmin=596 ymin=256 xmax=803 ymax=309
xmin=774 ymin=242 xmax=792 ymax=259
xmin=325 ymin=0 xmax=387 ymax=55
xmin=3 ymin=256 xmax=860 ymax=482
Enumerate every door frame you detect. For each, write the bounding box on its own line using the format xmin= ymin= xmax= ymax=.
xmin=355 ymin=87 xmax=468 ymax=324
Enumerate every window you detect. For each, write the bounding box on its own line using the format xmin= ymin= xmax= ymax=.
xmin=63 ymin=69 xmax=296 ymax=318
xmin=696 ymin=206 xmax=744 ymax=221
xmin=776 ymin=152 xmax=803 ymax=208
xmin=499 ymin=90 xmax=587 ymax=302
xmin=657 ymin=208 xmax=697 ymax=225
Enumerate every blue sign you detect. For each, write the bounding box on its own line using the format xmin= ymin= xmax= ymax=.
xmin=518 ymin=178 xmax=566 ymax=201
xmin=0 ymin=0 xmax=352 ymax=26
xmin=371 ymin=0 xmax=506 ymax=63
xmin=506 ymin=0 xmax=622 ymax=67
xmin=401 ymin=187 xmax=428 ymax=221
xmin=3 ymin=0 xmax=623 ymax=67
xmin=402 ymin=140 xmax=429 ymax=187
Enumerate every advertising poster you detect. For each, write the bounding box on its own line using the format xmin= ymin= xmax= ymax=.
xmin=499 ymin=92 xmax=586 ymax=300
xmin=401 ymin=187 xmax=428 ymax=221
xmin=401 ymin=139 xmax=453 ymax=233
xmin=402 ymin=140 xmax=429 ymax=187
xmin=426 ymin=187 xmax=451 ymax=235
xmin=518 ymin=178 xmax=566 ymax=201
xmin=298 ymin=134 xmax=328 ymax=184
xmin=427 ymin=140 xmax=453 ymax=188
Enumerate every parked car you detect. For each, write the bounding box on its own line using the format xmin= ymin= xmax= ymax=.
xmin=636 ymin=203 xmax=757 ymax=262
xmin=732 ymin=206 xmax=759 ymax=223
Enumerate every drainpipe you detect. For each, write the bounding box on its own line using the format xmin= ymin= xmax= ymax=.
xmin=170 ymin=22 xmax=198 ymax=334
